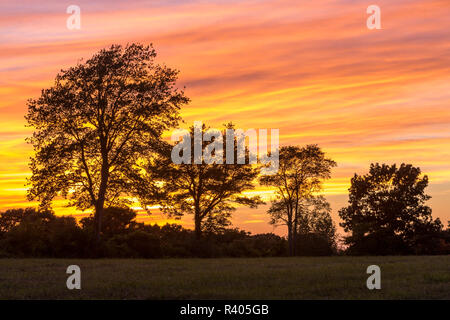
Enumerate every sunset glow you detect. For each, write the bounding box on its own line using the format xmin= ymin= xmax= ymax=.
xmin=1 ymin=0 xmax=449 ymax=235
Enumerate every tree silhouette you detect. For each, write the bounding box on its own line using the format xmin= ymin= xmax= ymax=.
xmin=25 ymin=44 xmax=189 ymax=240
xmin=294 ymin=196 xmax=337 ymax=255
xmin=136 ymin=123 xmax=263 ymax=239
xmin=80 ymin=207 xmax=138 ymax=238
xmin=260 ymin=145 xmax=336 ymax=255
xmin=297 ymin=195 xmax=336 ymax=242
xmin=0 ymin=208 xmax=85 ymax=257
xmin=339 ymin=163 xmax=443 ymax=254
xmin=0 ymin=207 xmax=53 ymax=234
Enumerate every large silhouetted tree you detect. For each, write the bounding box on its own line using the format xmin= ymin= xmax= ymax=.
xmin=260 ymin=145 xmax=336 ymax=255
xmin=339 ymin=163 xmax=443 ymax=254
xmin=136 ymin=123 xmax=263 ymax=239
xmin=26 ymin=44 xmax=189 ymax=240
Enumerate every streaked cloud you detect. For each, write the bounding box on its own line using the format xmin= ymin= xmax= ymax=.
xmin=1 ymin=0 xmax=449 ymax=234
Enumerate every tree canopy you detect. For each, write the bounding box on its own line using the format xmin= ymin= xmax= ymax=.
xmin=339 ymin=163 xmax=443 ymax=254
xmin=260 ymin=145 xmax=336 ymax=255
xmin=136 ymin=123 xmax=263 ymax=239
xmin=26 ymin=43 xmax=189 ymax=239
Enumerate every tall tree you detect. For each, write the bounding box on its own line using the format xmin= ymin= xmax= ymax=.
xmin=297 ymin=195 xmax=336 ymax=243
xmin=136 ymin=123 xmax=263 ymax=239
xmin=339 ymin=163 xmax=443 ymax=254
xmin=26 ymin=44 xmax=189 ymax=240
xmin=260 ymin=145 xmax=336 ymax=255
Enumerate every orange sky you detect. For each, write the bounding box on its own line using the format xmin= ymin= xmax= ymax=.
xmin=1 ymin=0 xmax=449 ymax=236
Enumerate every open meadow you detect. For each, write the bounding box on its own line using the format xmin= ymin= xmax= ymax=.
xmin=0 ymin=256 xmax=448 ymax=299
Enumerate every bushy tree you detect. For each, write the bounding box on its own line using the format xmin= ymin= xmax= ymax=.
xmin=0 ymin=208 xmax=85 ymax=257
xmin=80 ymin=206 xmax=139 ymax=238
xmin=297 ymin=195 xmax=336 ymax=250
xmin=137 ymin=123 xmax=263 ymax=239
xmin=26 ymin=44 xmax=189 ymax=240
xmin=339 ymin=163 xmax=443 ymax=255
xmin=0 ymin=208 xmax=41 ymax=234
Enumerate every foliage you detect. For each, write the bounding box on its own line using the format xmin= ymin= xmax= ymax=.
xmin=339 ymin=163 xmax=444 ymax=255
xmin=260 ymin=145 xmax=336 ymax=255
xmin=0 ymin=208 xmax=87 ymax=257
xmin=1 ymin=205 xmax=447 ymax=257
xmin=80 ymin=206 xmax=139 ymax=237
xmin=26 ymin=43 xmax=189 ymax=239
xmin=137 ymin=123 xmax=263 ymax=239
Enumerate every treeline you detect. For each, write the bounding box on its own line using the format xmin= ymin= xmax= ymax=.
xmin=18 ymin=44 xmax=450 ymax=257
xmin=24 ymin=44 xmax=340 ymax=256
xmin=0 ymin=207 xmax=336 ymax=258
xmin=1 ymin=206 xmax=447 ymax=258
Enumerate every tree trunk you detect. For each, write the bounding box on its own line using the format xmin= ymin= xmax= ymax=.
xmin=293 ymin=193 xmax=299 ymax=256
xmin=194 ymin=213 xmax=202 ymax=240
xmin=94 ymin=201 xmax=104 ymax=242
xmin=94 ymin=153 xmax=109 ymax=241
xmin=293 ymin=215 xmax=298 ymax=256
xmin=287 ymin=222 xmax=294 ymax=256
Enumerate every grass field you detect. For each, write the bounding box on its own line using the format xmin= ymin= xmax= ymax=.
xmin=0 ymin=256 xmax=448 ymax=299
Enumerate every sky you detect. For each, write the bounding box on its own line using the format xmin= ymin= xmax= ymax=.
xmin=1 ymin=0 xmax=449 ymax=236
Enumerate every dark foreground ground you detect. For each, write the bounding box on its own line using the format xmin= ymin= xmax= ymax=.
xmin=0 ymin=256 xmax=448 ymax=299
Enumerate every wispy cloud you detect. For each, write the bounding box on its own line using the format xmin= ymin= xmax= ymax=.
xmin=1 ymin=0 xmax=449 ymax=234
